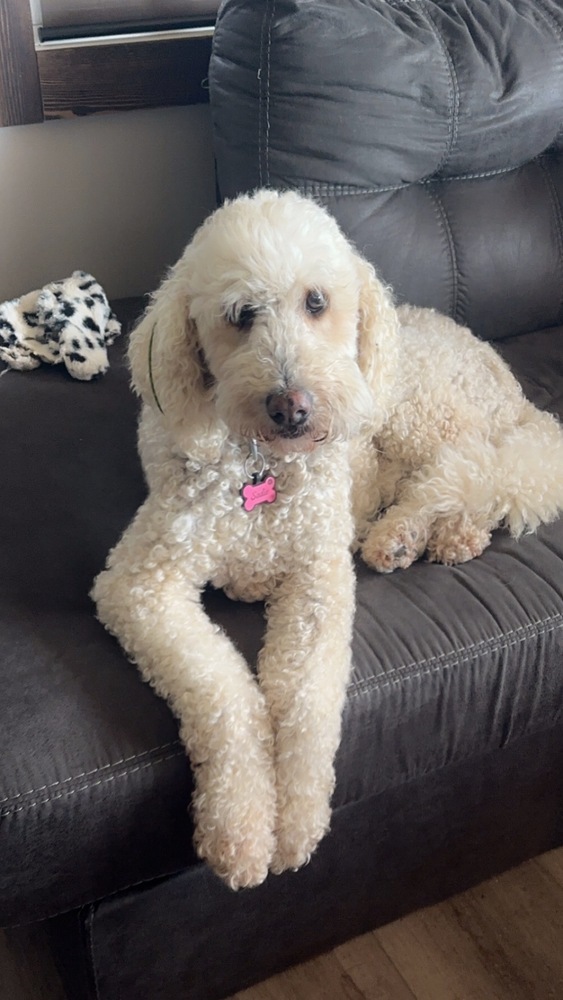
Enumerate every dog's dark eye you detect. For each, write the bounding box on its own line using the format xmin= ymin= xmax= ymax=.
xmin=305 ymin=289 xmax=328 ymax=316
xmin=227 ymin=304 xmax=256 ymax=331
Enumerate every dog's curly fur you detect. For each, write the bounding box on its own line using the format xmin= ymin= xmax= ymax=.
xmin=92 ymin=189 xmax=563 ymax=889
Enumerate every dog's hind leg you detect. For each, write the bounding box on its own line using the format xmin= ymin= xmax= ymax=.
xmin=362 ymin=406 xmax=563 ymax=572
xmin=258 ymin=548 xmax=356 ymax=874
xmin=426 ymin=513 xmax=492 ymax=565
xmin=360 ymin=433 xmax=499 ymax=572
xmin=492 ymin=402 xmax=563 ymax=537
xmin=92 ymin=507 xmax=276 ymax=889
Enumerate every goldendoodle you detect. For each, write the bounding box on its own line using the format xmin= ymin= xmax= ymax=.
xmin=92 ymin=189 xmax=563 ymax=889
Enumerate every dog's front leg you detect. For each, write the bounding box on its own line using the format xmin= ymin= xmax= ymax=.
xmin=92 ymin=531 xmax=276 ymax=889
xmin=258 ymin=549 xmax=356 ymax=874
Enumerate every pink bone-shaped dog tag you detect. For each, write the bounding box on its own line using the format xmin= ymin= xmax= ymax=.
xmin=241 ymin=476 xmax=277 ymax=512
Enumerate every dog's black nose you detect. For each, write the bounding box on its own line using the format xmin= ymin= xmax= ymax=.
xmin=266 ymin=390 xmax=312 ymax=429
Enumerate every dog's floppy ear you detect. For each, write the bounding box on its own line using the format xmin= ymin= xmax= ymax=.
xmin=129 ymin=251 xmax=215 ymax=451
xmin=355 ymin=255 xmax=400 ymax=418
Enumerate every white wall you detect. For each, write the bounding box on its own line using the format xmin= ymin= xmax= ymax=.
xmin=0 ymin=104 xmax=217 ymax=303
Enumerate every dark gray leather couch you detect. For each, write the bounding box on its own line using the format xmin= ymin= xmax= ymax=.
xmin=1 ymin=1 xmax=563 ymax=998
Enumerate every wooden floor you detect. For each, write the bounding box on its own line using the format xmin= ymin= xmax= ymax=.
xmin=3 ymin=848 xmax=563 ymax=1000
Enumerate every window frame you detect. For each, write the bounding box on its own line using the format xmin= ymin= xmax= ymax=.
xmin=0 ymin=0 xmax=213 ymax=126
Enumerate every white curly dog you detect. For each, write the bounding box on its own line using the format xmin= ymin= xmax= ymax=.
xmin=92 ymin=189 xmax=563 ymax=889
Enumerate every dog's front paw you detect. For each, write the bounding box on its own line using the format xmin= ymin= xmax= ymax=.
xmin=192 ymin=753 xmax=277 ymax=890
xmin=270 ymin=800 xmax=331 ymax=875
xmin=269 ymin=767 xmax=333 ymax=875
xmin=361 ymin=518 xmax=424 ymax=573
xmin=194 ymin=804 xmax=274 ymax=889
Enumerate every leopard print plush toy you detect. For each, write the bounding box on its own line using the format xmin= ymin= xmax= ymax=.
xmin=0 ymin=271 xmax=121 ymax=380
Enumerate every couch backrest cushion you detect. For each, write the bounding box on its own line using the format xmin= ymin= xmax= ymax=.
xmin=210 ymin=0 xmax=563 ymax=340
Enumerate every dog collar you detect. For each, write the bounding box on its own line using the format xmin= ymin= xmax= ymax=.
xmin=148 ymin=324 xmax=164 ymax=414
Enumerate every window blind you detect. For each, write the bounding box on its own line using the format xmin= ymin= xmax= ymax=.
xmin=37 ymin=1 xmax=218 ymax=39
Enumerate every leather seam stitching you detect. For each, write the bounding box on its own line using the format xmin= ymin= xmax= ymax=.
xmin=0 ymin=750 xmax=185 ymax=818
xmin=297 ymin=162 xmax=528 ymax=197
xmin=257 ymin=2 xmax=269 ymax=186
xmin=424 ymin=185 xmax=460 ymax=318
xmin=258 ymin=0 xmax=275 ymax=186
xmin=349 ymin=614 xmax=563 ymax=698
xmin=265 ymin=0 xmax=275 ymax=186
xmin=0 ymin=739 xmax=182 ymax=807
xmin=418 ymin=0 xmax=460 ymax=174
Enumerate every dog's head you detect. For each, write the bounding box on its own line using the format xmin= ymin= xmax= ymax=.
xmin=130 ymin=189 xmax=399 ymax=457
